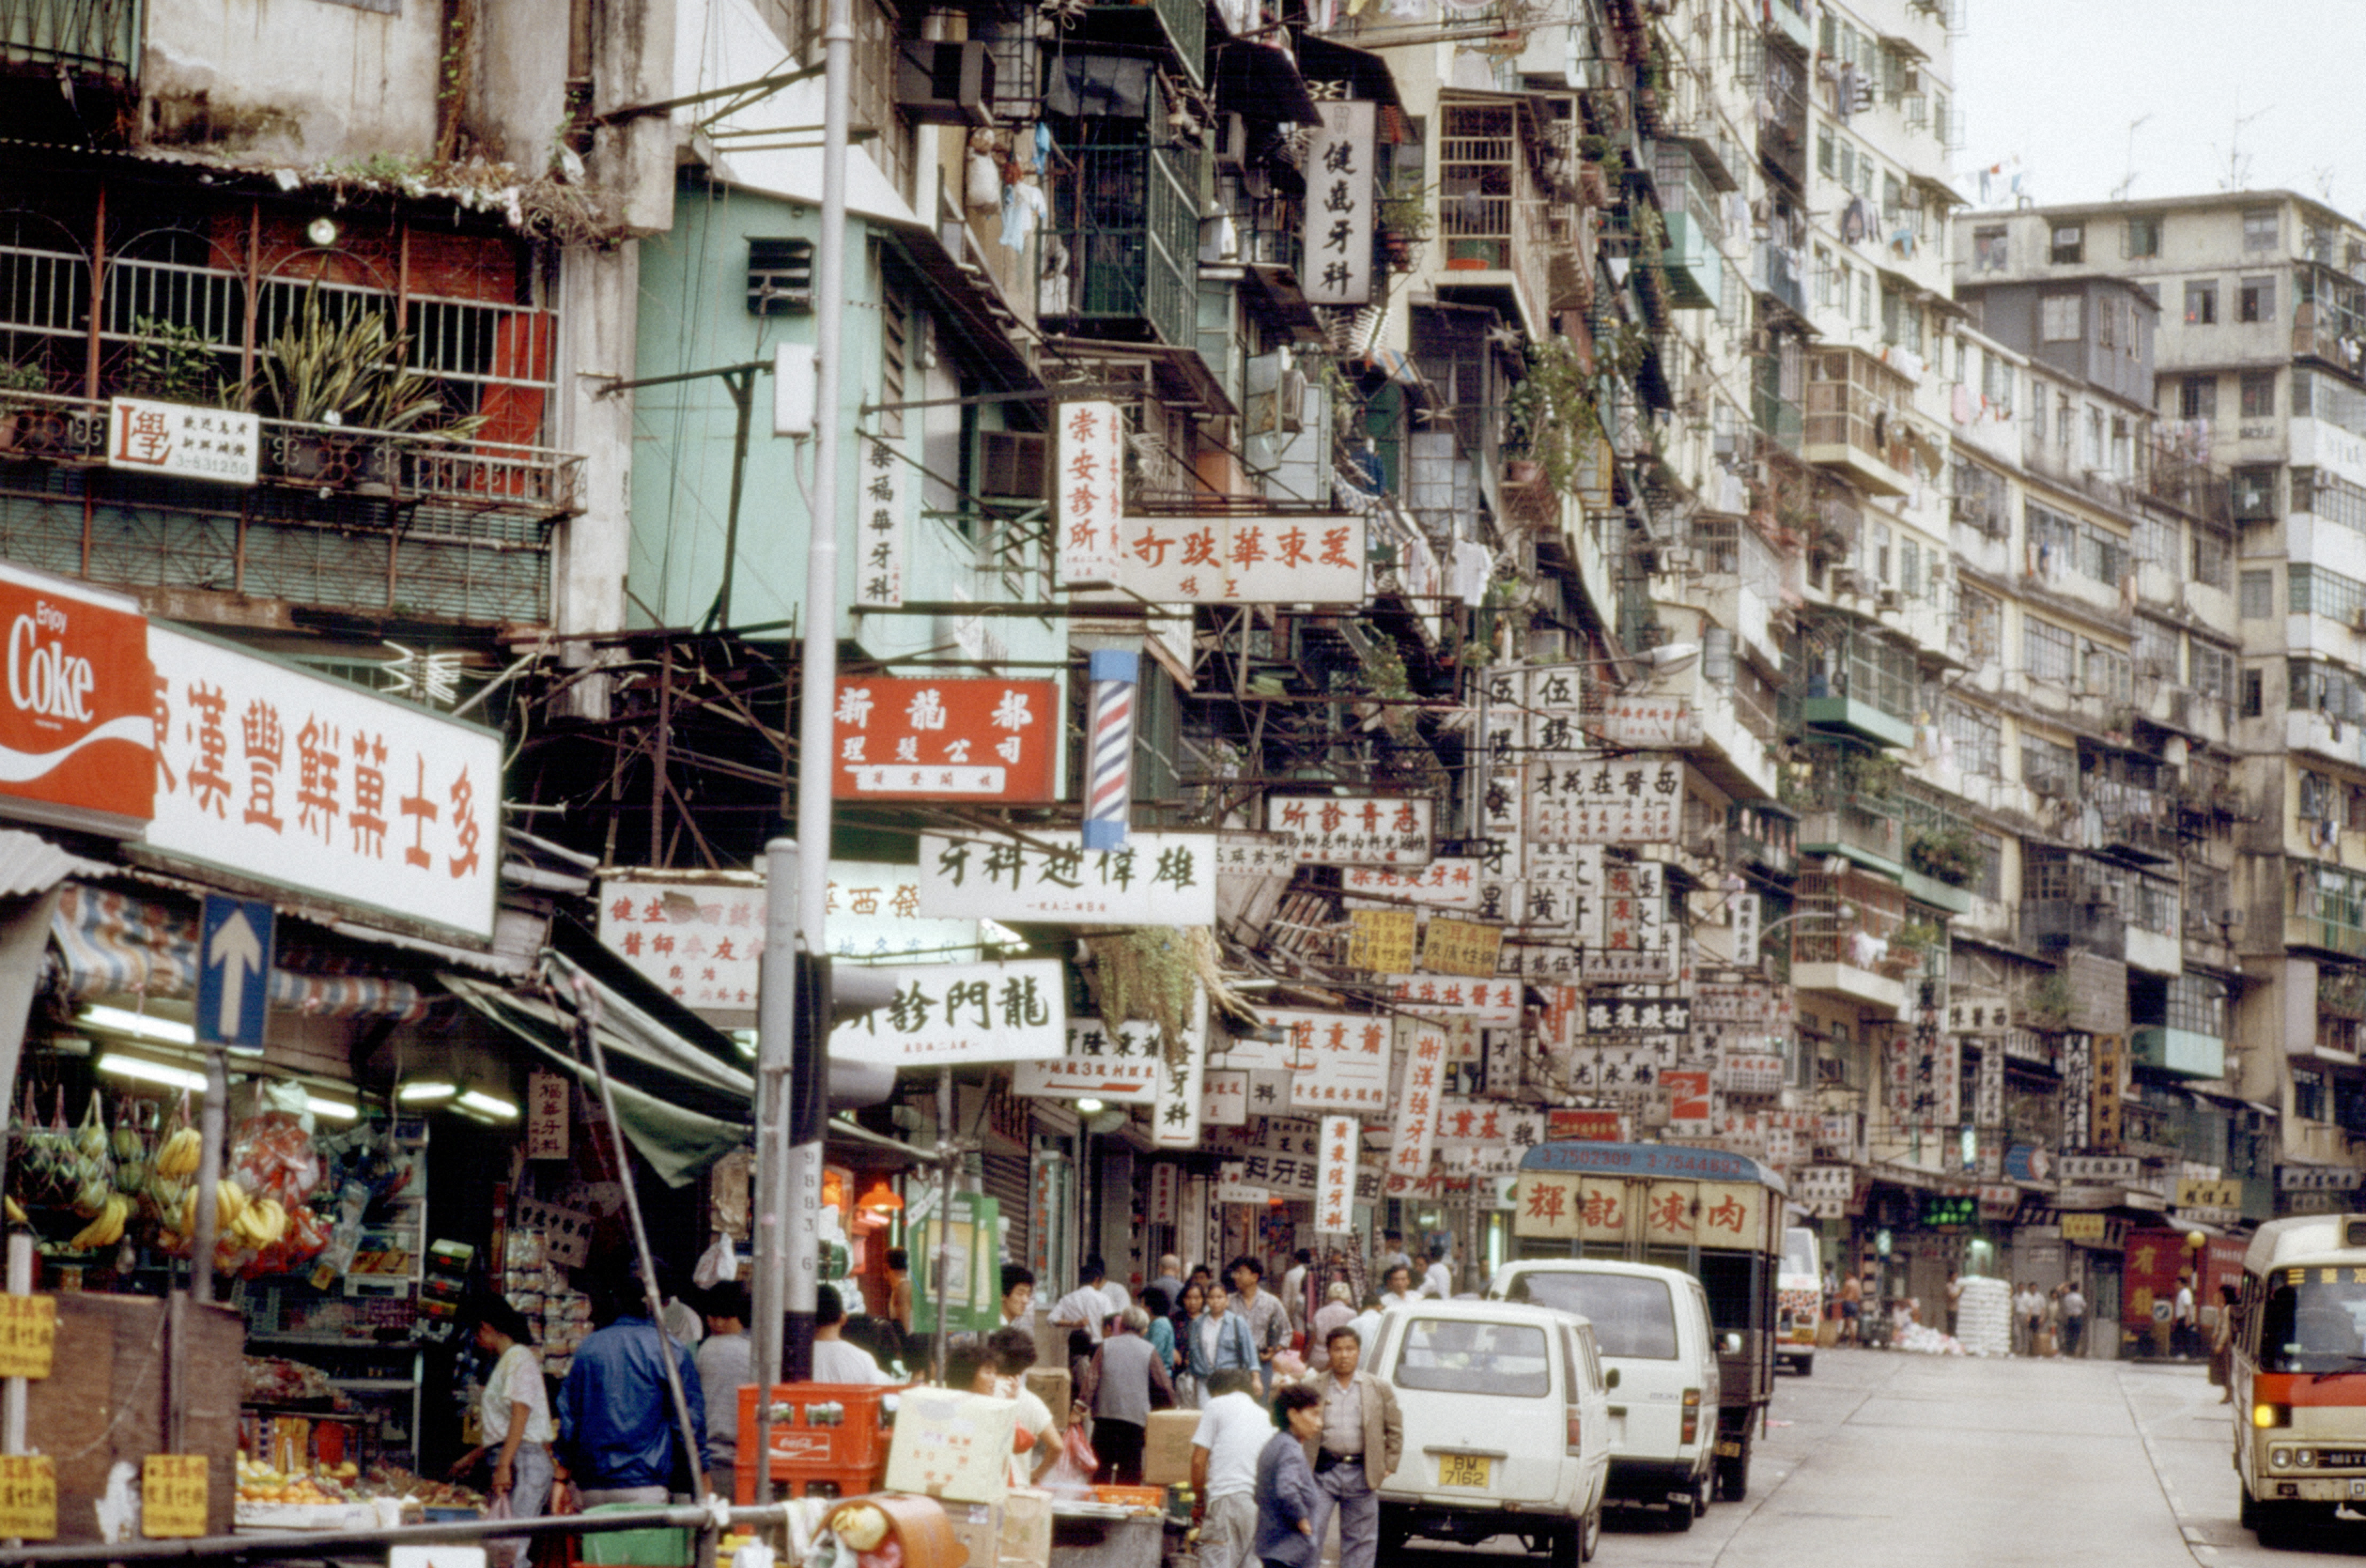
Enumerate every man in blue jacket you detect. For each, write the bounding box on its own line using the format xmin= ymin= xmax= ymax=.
xmin=557 ymin=1275 xmax=712 ymax=1504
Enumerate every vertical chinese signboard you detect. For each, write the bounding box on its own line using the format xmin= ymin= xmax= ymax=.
xmin=1303 ymin=102 xmax=1375 ymax=306
xmin=855 ymin=432 xmax=907 ymax=608
xmin=832 ymin=677 xmax=1058 ymax=800
xmin=1056 ymin=400 xmax=1124 ymax=587
xmin=1388 ymin=1021 xmax=1445 ymax=1188
xmin=2091 ymin=1032 xmax=2123 ymax=1150
xmin=1316 ymin=1115 xmax=1357 ymax=1234
xmin=144 ymin=624 xmax=501 ymax=943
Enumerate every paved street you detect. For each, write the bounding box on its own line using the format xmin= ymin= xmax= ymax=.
xmin=1395 ymin=1348 xmax=2366 ymax=1566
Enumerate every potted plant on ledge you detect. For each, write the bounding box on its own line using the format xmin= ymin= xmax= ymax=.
xmin=1375 ymin=180 xmax=1431 ymax=272
xmin=261 ymin=292 xmax=486 ymax=488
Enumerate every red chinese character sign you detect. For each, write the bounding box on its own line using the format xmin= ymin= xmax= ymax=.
xmin=0 ymin=563 xmax=154 ymax=835
xmin=1266 ymin=794 xmax=1434 ymax=866
xmin=1316 ymin=1114 xmax=1357 ymax=1234
xmin=144 ymin=625 xmax=500 ymax=942
xmin=833 ymin=677 xmax=1057 ymax=801
xmin=1102 ymin=514 xmax=1367 ymax=604
xmin=1387 ymin=1020 xmax=1445 ymax=1189
xmin=1056 ymin=400 xmax=1125 ymax=587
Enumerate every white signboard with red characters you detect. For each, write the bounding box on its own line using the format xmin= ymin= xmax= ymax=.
xmin=1102 ymin=514 xmax=1367 ymax=605
xmin=108 ymin=398 xmax=260 ymax=486
xmin=1375 ymin=974 xmax=1522 ymax=1023
xmin=1339 ymin=858 xmax=1480 ymax=910
xmin=599 ymin=872 xmax=766 ymax=1018
xmin=0 ymin=563 xmax=153 ymax=836
xmin=1265 ymin=794 xmax=1433 ymax=866
xmin=1387 ymin=1021 xmax=1447 ymax=1188
xmin=1315 ymin=1115 xmax=1357 ymax=1233
xmin=1055 ymin=401 xmax=1125 ymax=587
xmin=832 ymin=677 xmax=1058 ymax=801
xmin=1264 ymin=1009 xmax=1393 ymax=1114
xmin=143 ymin=624 xmax=501 ymax=942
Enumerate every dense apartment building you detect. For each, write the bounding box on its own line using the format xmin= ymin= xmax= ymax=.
xmin=1965 ymin=192 xmax=2366 ymax=1233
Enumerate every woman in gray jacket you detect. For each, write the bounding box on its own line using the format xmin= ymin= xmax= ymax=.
xmin=1254 ymin=1385 xmax=1325 ymax=1568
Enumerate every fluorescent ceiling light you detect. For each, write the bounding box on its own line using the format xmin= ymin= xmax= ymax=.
xmin=397 ymin=1080 xmax=457 ymax=1103
xmin=459 ymin=1089 xmax=519 ymax=1119
xmin=308 ymin=1097 xmax=359 ymax=1121
xmin=80 ymin=1005 xmax=196 ymax=1047
xmin=96 ymin=1053 xmax=207 ymax=1094
xmin=1075 ymin=1097 xmax=1105 ymax=1115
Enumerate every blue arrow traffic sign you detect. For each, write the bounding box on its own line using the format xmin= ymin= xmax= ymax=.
xmin=197 ymin=895 xmax=275 ymax=1051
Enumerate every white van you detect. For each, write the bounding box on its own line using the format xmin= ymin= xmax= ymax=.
xmin=1487 ymin=1260 xmax=1721 ymax=1528
xmin=1776 ymin=1226 xmax=1821 ymax=1376
xmin=1372 ymin=1299 xmax=1612 ymax=1565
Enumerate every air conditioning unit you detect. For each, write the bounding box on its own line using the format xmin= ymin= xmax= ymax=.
xmin=978 ymin=431 xmax=1046 ymax=499
xmin=895 ymin=40 xmax=995 ymax=126
xmin=1877 ymin=588 xmax=1903 ymax=612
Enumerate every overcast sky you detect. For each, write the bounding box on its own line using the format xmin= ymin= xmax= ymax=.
xmin=1951 ymin=2 xmax=2366 ymax=218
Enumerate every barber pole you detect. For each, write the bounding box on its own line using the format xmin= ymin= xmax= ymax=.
xmin=1084 ymin=647 xmax=1138 ymax=851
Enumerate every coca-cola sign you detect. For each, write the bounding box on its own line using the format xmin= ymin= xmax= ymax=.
xmin=0 ymin=564 xmax=153 ymax=833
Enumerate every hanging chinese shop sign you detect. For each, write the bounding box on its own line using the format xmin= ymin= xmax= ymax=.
xmin=143 ymin=624 xmax=501 ymax=943
xmin=854 ymin=432 xmax=908 ymax=609
xmin=832 ymin=677 xmax=1057 ymax=801
xmin=830 ymin=959 xmax=1066 ymax=1067
xmin=1265 ymin=1009 xmax=1394 ymax=1113
xmin=1339 ymin=858 xmax=1481 ymax=910
xmin=1345 ymin=909 xmax=1417 ymax=972
xmin=0 ymin=563 xmax=154 ymax=836
xmin=1388 ymin=1021 xmax=1446 ymax=1186
xmin=1377 ymin=974 xmax=1522 ymax=1023
xmin=107 ymin=398 xmax=260 ymax=486
xmin=1422 ymin=916 xmax=1504 ymax=978
xmin=915 ymin=829 xmax=1217 ymax=925
xmin=1266 ymin=794 xmax=1434 ymax=866
xmin=1302 ymin=101 xmax=1375 ymax=307
xmin=599 ymin=871 xmax=766 ymax=1020
xmin=1100 ymin=514 xmax=1368 ymax=604
xmin=1011 ymin=1018 xmax=1166 ymax=1104
xmin=1316 ymin=1115 xmax=1358 ymax=1233
xmin=1528 ymin=756 xmax=1683 ymax=844
xmin=1596 ymin=697 xmax=1701 ymax=748
xmin=1055 ymin=400 xmax=1125 ymax=587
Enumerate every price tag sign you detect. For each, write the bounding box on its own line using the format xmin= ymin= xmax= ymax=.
xmin=142 ymin=1454 xmax=208 ymax=1537
xmin=0 ymin=1296 xmax=55 ymax=1378
xmin=0 ymin=1455 xmax=56 ymax=1539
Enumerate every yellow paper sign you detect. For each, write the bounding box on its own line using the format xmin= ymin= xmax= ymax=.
xmin=1347 ymin=909 xmax=1417 ymax=972
xmin=142 ymin=1454 xmax=208 ymax=1538
xmin=0 ymin=1455 xmax=56 ymax=1539
xmin=2060 ymin=1212 xmax=2107 ymax=1242
xmin=1422 ymin=917 xmax=1503 ymax=978
xmin=0 ymin=1296 xmax=55 ymax=1379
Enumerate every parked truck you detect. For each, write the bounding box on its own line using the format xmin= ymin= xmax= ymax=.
xmin=1509 ymin=1140 xmax=1783 ymax=1500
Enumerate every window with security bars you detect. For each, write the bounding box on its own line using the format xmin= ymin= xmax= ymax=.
xmin=2128 ymin=872 xmax=2179 ymax=936
xmin=2184 ymin=862 xmax=2229 ymax=936
xmin=2132 ymin=619 xmax=2179 ymax=682
xmin=2295 ymin=468 xmax=2366 ymax=534
xmin=2082 ymin=642 xmax=2131 ymax=705
xmin=1940 ymin=699 xmax=1999 ymax=777
xmin=2289 ymin=658 xmax=2366 ymax=720
xmin=2191 ymin=642 xmax=2236 ymax=702
xmin=2290 ymin=562 xmax=2366 ymax=624
xmin=2023 ymin=733 xmax=2076 ymax=797
xmin=1957 ymin=585 xmax=2000 ymax=661
xmin=2023 ymin=617 xmax=2076 ymax=684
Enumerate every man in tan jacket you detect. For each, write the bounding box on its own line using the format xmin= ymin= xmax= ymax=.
xmin=1300 ymin=1324 xmax=1403 ymax=1568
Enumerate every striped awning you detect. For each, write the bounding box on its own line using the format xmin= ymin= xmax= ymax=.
xmin=51 ymin=884 xmax=431 ymax=1021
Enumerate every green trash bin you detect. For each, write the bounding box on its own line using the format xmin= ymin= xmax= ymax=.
xmin=577 ymin=1503 xmax=693 ymax=1568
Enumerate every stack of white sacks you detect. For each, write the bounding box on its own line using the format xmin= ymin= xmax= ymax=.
xmin=1953 ymin=1275 xmax=2013 ymax=1357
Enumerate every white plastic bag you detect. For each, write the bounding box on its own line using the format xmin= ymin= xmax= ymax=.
xmin=693 ymin=1233 xmax=739 ymax=1291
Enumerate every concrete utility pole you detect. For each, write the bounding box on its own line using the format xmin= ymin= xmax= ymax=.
xmin=751 ymin=0 xmax=853 ymax=1462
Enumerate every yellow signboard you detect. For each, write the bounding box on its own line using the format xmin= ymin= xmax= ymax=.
xmin=1643 ymin=1180 xmax=1699 ymax=1244
xmin=1347 ymin=908 xmax=1417 ymax=972
xmin=0 ymin=1455 xmax=56 ymax=1539
xmin=142 ymin=1455 xmax=208 ymax=1538
xmin=1511 ymin=1173 xmax=1581 ymax=1239
xmin=0 ymin=1296 xmax=55 ymax=1379
xmin=2177 ymin=1178 xmax=2241 ymax=1211
xmin=1423 ymin=918 xmax=1503 ymax=979
xmin=2060 ymin=1212 xmax=2107 ymax=1242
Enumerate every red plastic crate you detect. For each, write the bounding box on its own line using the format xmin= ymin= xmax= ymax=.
xmin=732 ymin=1384 xmax=895 ymax=1505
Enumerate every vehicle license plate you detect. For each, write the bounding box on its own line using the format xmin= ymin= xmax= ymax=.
xmin=1438 ymin=1454 xmax=1492 ymax=1488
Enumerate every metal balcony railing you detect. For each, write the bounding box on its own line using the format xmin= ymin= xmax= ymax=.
xmin=0 ymin=0 xmax=137 ymax=79
xmin=1042 ymin=142 xmax=1201 ymax=352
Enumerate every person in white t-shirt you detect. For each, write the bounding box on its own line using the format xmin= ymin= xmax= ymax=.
xmin=1378 ymin=1265 xmax=1419 ymax=1312
xmin=1420 ymin=1247 xmax=1455 ymax=1300
xmin=811 ymin=1285 xmax=894 ymax=1384
xmin=451 ymin=1300 xmax=554 ymax=1567
xmin=988 ymin=1326 xmax=1061 ymax=1487
xmin=1190 ymin=1369 xmax=1271 ymax=1568
xmin=1051 ymin=1257 xmax=1118 ymax=1345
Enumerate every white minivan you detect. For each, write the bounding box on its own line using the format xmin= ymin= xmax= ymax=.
xmin=1488 ymin=1260 xmax=1722 ymax=1529
xmin=1371 ymin=1299 xmax=1612 ymax=1565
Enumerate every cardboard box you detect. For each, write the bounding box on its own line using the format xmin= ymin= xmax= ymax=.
xmin=942 ymin=1500 xmax=1001 ymax=1568
xmin=1141 ymin=1408 xmax=1200 ymax=1485
xmin=1024 ymin=1368 xmax=1072 ymax=1430
xmin=1000 ymin=1487 xmax=1053 ymax=1568
xmin=1032 ymin=1313 xmax=1074 ymax=1379
xmin=885 ymin=1388 xmax=1018 ymax=1504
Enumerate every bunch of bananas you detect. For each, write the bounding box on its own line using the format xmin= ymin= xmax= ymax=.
xmin=156 ymin=1128 xmax=204 ymax=1179
xmin=67 ymin=1192 xmax=133 ymax=1250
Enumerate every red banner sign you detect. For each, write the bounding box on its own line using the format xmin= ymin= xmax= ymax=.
xmin=0 ymin=565 xmax=152 ymax=832
xmin=831 ymin=677 xmax=1059 ymax=802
